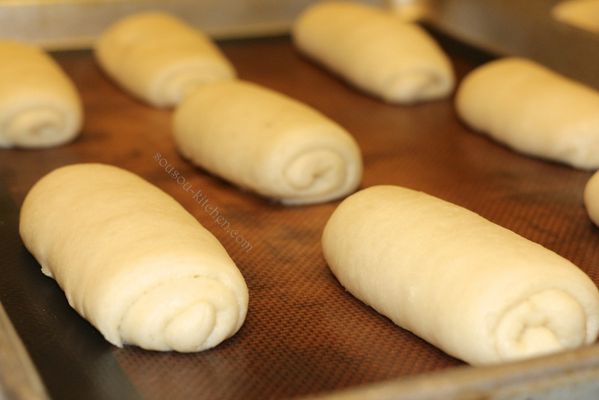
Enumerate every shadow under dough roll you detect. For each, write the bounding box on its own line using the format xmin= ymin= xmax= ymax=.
xmin=95 ymin=11 xmax=235 ymax=107
xmin=19 ymin=164 xmax=248 ymax=352
xmin=0 ymin=40 xmax=82 ymax=148
xmin=173 ymin=80 xmax=363 ymax=205
xmin=456 ymin=57 xmax=599 ymax=169
xmin=292 ymin=1 xmax=454 ymax=104
xmin=322 ymin=185 xmax=599 ymax=365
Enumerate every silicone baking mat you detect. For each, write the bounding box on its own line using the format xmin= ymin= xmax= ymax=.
xmin=1 ymin=35 xmax=599 ymax=399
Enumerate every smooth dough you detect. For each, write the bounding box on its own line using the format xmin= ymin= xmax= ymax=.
xmin=584 ymin=170 xmax=599 ymax=226
xmin=552 ymin=0 xmax=599 ymax=33
xmin=292 ymin=1 xmax=454 ymax=104
xmin=19 ymin=164 xmax=248 ymax=352
xmin=95 ymin=11 xmax=235 ymax=107
xmin=0 ymin=40 xmax=82 ymax=148
xmin=173 ymin=80 xmax=363 ymax=205
xmin=322 ymin=185 xmax=599 ymax=365
xmin=456 ymin=57 xmax=599 ymax=170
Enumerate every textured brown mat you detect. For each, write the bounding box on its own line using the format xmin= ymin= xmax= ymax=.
xmin=1 ymin=35 xmax=598 ymax=399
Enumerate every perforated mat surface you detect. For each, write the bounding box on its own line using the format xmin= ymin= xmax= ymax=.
xmin=1 ymin=35 xmax=598 ymax=399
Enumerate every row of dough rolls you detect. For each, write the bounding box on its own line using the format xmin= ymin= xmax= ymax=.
xmin=0 ymin=40 xmax=82 ymax=148
xmin=16 ymin=6 xmax=599 ymax=361
xmin=95 ymin=11 xmax=235 ymax=107
xmin=96 ymin=3 xmax=455 ymax=107
xmin=293 ymin=1 xmax=455 ymax=104
xmin=19 ymin=163 xmax=248 ymax=352
xmin=322 ymin=185 xmax=599 ymax=365
xmin=94 ymin=10 xmax=363 ymax=204
xmin=17 ymin=9 xmax=363 ymax=353
xmin=173 ymin=80 xmax=363 ymax=205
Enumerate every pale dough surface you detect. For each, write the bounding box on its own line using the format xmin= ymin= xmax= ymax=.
xmin=0 ymin=40 xmax=82 ymax=148
xmin=584 ymin=171 xmax=599 ymax=226
xmin=95 ymin=11 xmax=235 ymax=107
xmin=173 ymin=80 xmax=363 ymax=205
xmin=19 ymin=164 xmax=248 ymax=352
xmin=292 ymin=1 xmax=454 ymax=104
xmin=322 ymin=185 xmax=599 ymax=365
xmin=553 ymin=0 xmax=599 ymax=33
xmin=456 ymin=57 xmax=599 ymax=170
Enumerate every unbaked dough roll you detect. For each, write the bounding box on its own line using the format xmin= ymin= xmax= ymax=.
xmin=19 ymin=164 xmax=248 ymax=352
xmin=292 ymin=1 xmax=454 ymax=104
xmin=322 ymin=185 xmax=599 ymax=365
xmin=0 ymin=40 xmax=82 ymax=148
xmin=95 ymin=11 xmax=235 ymax=107
xmin=456 ymin=57 xmax=599 ymax=170
xmin=173 ymin=80 xmax=362 ymax=205
xmin=584 ymin=171 xmax=599 ymax=226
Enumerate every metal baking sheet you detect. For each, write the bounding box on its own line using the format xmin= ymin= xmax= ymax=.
xmin=2 ymin=34 xmax=599 ymax=399
xmin=0 ymin=0 xmax=383 ymax=49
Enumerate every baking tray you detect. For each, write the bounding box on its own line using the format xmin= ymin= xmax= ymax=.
xmin=2 ymin=34 xmax=599 ymax=399
xmin=0 ymin=0 xmax=383 ymax=50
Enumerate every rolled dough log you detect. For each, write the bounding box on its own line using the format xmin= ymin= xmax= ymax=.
xmin=456 ymin=57 xmax=599 ymax=170
xmin=95 ymin=11 xmax=235 ymax=107
xmin=292 ymin=1 xmax=454 ymax=104
xmin=322 ymin=185 xmax=599 ymax=365
xmin=19 ymin=164 xmax=248 ymax=352
xmin=173 ymin=80 xmax=362 ymax=205
xmin=0 ymin=40 xmax=82 ymax=148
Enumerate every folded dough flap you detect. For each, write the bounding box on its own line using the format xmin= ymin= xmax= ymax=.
xmin=0 ymin=42 xmax=82 ymax=148
xmin=90 ymin=255 xmax=248 ymax=352
xmin=147 ymin=57 xmax=235 ymax=107
xmin=382 ymin=65 xmax=454 ymax=103
xmin=260 ymin=125 xmax=363 ymax=205
xmin=119 ymin=276 xmax=242 ymax=352
xmin=0 ymin=97 xmax=81 ymax=148
xmin=442 ymin=248 xmax=599 ymax=365
xmin=354 ymin=24 xmax=455 ymax=103
xmin=494 ymin=289 xmax=588 ymax=361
